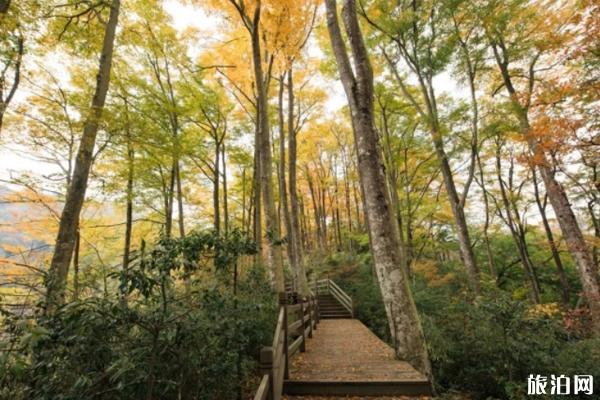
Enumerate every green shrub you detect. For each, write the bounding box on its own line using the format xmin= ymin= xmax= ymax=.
xmin=421 ymin=289 xmax=565 ymax=399
xmin=0 ymin=230 xmax=276 ymax=400
xmin=328 ymin=255 xmax=597 ymax=399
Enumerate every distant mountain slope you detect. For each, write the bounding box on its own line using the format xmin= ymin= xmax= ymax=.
xmin=0 ymin=186 xmax=55 ymax=257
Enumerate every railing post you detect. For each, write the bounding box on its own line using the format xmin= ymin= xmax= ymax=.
xmin=313 ymin=297 xmax=319 ymax=331
xmin=315 ymin=294 xmax=320 ymax=326
xmin=260 ymin=346 xmax=274 ymax=400
xmin=308 ymin=297 xmax=313 ymax=338
xmin=300 ymin=300 xmax=306 ymax=352
xmin=281 ymin=301 xmax=289 ymax=380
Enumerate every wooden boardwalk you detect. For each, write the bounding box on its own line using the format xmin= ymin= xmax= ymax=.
xmin=253 ymin=280 xmax=431 ymax=400
xmin=283 ymin=319 xmax=431 ymax=397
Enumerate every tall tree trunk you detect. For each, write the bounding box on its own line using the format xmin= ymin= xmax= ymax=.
xmin=457 ymin=32 xmax=496 ymax=280
xmin=495 ymin=143 xmax=541 ymax=303
xmin=72 ymin=229 xmax=80 ymax=301
xmin=278 ymin=76 xmax=294 ymax=265
xmin=123 ymin=109 xmax=134 ymax=272
xmin=532 ymin=167 xmax=570 ymax=304
xmin=0 ymin=31 xmax=22 ymax=136
xmin=166 ymin=162 xmax=176 ymax=238
xmin=476 ymin=152 xmax=497 ymax=278
xmin=249 ymin=4 xmax=283 ymax=291
xmin=431 ymin=130 xmax=481 ymax=293
xmin=343 ymin=156 xmax=353 ymax=239
xmin=380 ymin=106 xmax=407 ymax=263
xmin=45 ymin=0 xmax=120 ymax=312
xmin=333 ymin=162 xmax=343 ymax=250
xmin=307 ymin=170 xmax=323 ymax=249
xmin=176 ymin=161 xmax=185 ymax=237
xmin=288 ymin=68 xmax=306 ymax=280
xmin=325 ymin=0 xmax=432 ymax=379
xmin=299 ymin=197 xmax=309 ymax=250
xmin=320 ymin=184 xmax=328 ymax=249
xmin=383 ymin=43 xmax=480 ymax=293
xmin=222 ymin=145 xmax=229 ymax=234
xmin=588 ymin=201 xmax=600 ymax=268
xmin=241 ymin=167 xmax=248 ymax=232
xmin=352 ymin=178 xmax=362 ymax=229
xmin=252 ymin=123 xmax=262 ymax=247
xmin=214 ymin=142 xmax=221 ymax=235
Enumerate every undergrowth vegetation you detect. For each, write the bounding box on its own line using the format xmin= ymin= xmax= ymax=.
xmin=324 ymin=234 xmax=600 ymax=400
xmin=0 ymin=230 xmax=277 ymax=400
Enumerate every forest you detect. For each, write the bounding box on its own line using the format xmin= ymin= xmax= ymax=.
xmin=0 ymin=0 xmax=599 ymax=399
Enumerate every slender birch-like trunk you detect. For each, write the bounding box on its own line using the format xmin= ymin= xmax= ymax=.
xmin=45 ymin=0 xmax=121 ymax=311
xmin=325 ymin=0 xmax=432 ymax=379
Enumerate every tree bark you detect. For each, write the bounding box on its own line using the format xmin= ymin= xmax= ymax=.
xmin=532 ymin=167 xmax=570 ymax=304
xmin=319 ymin=181 xmax=328 ymax=249
xmin=325 ymin=0 xmax=432 ymax=379
xmin=342 ymin=153 xmax=353 ymax=240
xmin=332 ymin=159 xmax=343 ymax=250
xmin=432 ymin=130 xmax=481 ymax=293
xmin=249 ymin=3 xmax=283 ymax=291
xmin=45 ymin=0 xmax=120 ymax=312
xmin=222 ymin=144 xmax=229 ymax=234
xmin=123 ymin=102 xmax=134 ymax=271
xmin=175 ymin=161 xmax=185 ymax=237
xmin=278 ymin=75 xmax=294 ymax=268
xmin=288 ymin=68 xmax=306 ymax=283
xmin=165 ymin=162 xmax=175 ymax=238
xmin=494 ymin=142 xmax=541 ymax=303
xmin=307 ymin=169 xmax=323 ymax=249
xmin=72 ymin=229 xmax=80 ymax=301
xmin=214 ymin=141 xmax=221 ymax=234
xmin=252 ymin=131 xmax=262 ymax=250
xmin=379 ymin=102 xmax=408 ymax=265
xmin=0 ymin=33 xmax=22 ymax=135
xmin=475 ymin=151 xmax=497 ymax=278
xmin=588 ymin=201 xmax=599 ymax=268
xmin=352 ymin=178 xmax=362 ymax=229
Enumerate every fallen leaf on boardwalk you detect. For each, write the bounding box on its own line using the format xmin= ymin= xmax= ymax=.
xmin=285 ymin=320 xmax=428 ymax=383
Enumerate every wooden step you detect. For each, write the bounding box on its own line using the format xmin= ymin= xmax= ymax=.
xmin=319 ymin=310 xmax=349 ymax=315
xmin=318 ymin=305 xmax=348 ymax=310
xmin=320 ymin=314 xmax=352 ymax=319
xmin=319 ymin=307 xmax=349 ymax=311
xmin=318 ymin=304 xmax=345 ymax=309
xmin=283 ymin=380 xmax=432 ymax=396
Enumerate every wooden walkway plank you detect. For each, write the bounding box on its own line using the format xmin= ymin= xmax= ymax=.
xmin=283 ymin=319 xmax=432 ymax=397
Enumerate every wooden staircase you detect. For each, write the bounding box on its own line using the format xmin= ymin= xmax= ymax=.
xmin=314 ymin=278 xmax=354 ymax=319
xmin=317 ymin=293 xmax=352 ymax=319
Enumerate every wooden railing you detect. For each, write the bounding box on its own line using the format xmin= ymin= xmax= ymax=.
xmin=314 ymin=278 xmax=354 ymax=317
xmin=253 ymin=293 xmax=319 ymax=400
